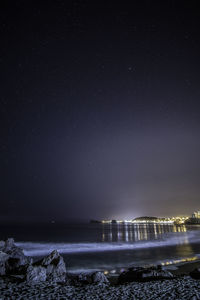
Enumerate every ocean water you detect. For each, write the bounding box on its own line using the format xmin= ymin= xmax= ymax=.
xmin=1 ymin=223 xmax=200 ymax=272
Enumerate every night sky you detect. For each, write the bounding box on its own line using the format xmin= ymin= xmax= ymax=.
xmin=1 ymin=1 xmax=200 ymax=223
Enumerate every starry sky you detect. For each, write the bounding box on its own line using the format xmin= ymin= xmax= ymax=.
xmin=1 ymin=1 xmax=200 ymax=223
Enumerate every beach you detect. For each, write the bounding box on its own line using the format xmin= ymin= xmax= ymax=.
xmin=0 ymin=274 xmax=200 ymax=299
xmin=1 ymin=226 xmax=200 ymax=299
xmin=1 ymin=259 xmax=200 ymax=300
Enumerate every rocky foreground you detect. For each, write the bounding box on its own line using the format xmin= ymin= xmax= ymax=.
xmin=0 ymin=238 xmax=200 ymax=300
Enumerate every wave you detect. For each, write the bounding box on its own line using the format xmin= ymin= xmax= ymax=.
xmin=16 ymin=231 xmax=200 ymax=257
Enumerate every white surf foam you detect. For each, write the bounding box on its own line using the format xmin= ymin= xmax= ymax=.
xmin=16 ymin=231 xmax=200 ymax=257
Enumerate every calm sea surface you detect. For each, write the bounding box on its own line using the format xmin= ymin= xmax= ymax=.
xmin=1 ymin=223 xmax=200 ymax=272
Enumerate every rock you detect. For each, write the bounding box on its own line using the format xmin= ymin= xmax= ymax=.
xmin=76 ymin=271 xmax=109 ymax=285
xmin=0 ymin=240 xmax=67 ymax=283
xmin=39 ymin=250 xmax=60 ymax=266
xmin=0 ymin=239 xmax=68 ymax=284
xmin=77 ymin=272 xmax=93 ymax=284
xmin=190 ymin=268 xmax=200 ymax=279
xmin=35 ymin=250 xmax=66 ymax=282
xmin=92 ymin=271 xmax=109 ymax=284
xmin=0 ymin=238 xmax=32 ymax=274
xmin=26 ymin=265 xmax=47 ymax=283
xmin=0 ymin=251 xmax=9 ymax=275
xmin=118 ymin=266 xmax=174 ymax=284
xmin=6 ymin=249 xmax=32 ymax=273
xmin=0 ymin=240 xmax=5 ymax=249
xmin=4 ymin=238 xmax=15 ymax=251
xmin=5 ymin=246 xmax=31 ymax=273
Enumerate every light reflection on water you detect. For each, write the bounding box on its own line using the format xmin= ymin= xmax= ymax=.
xmin=13 ymin=223 xmax=200 ymax=272
xmin=102 ymin=223 xmax=187 ymax=243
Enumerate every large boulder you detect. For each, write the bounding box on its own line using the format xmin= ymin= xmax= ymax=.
xmin=4 ymin=239 xmax=31 ymax=273
xmin=118 ymin=265 xmax=174 ymax=284
xmin=76 ymin=271 xmax=109 ymax=285
xmin=0 ymin=239 xmax=67 ymax=284
xmin=92 ymin=271 xmax=109 ymax=284
xmin=0 ymin=251 xmax=9 ymax=275
xmin=0 ymin=238 xmax=31 ymax=274
xmin=34 ymin=250 xmax=66 ymax=282
xmin=190 ymin=268 xmax=200 ymax=279
xmin=26 ymin=265 xmax=47 ymax=283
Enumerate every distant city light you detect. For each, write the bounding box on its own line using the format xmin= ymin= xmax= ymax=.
xmin=101 ymin=216 xmax=189 ymax=224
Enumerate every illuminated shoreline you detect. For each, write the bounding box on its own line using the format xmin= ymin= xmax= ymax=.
xmin=101 ymin=216 xmax=189 ymax=225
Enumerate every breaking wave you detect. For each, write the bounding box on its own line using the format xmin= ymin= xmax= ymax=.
xmin=16 ymin=230 xmax=200 ymax=257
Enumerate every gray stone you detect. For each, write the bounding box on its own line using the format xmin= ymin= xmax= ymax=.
xmin=0 ymin=251 xmax=9 ymax=275
xmin=118 ymin=266 xmax=174 ymax=284
xmin=76 ymin=271 xmax=109 ymax=285
xmin=5 ymin=247 xmax=32 ymax=274
xmin=0 ymin=238 xmax=32 ymax=275
xmin=92 ymin=272 xmax=109 ymax=284
xmin=4 ymin=238 xmax=15 ymax=251
xmin=35 ymin=250 xmax=66 ymax=282
xmin=0 ymin=241 xmax=5 ymax=249
xmin=77 ymin=272 xmax=93 ymax=284
xmin=26 ymin=265 xmax=47 ymax=283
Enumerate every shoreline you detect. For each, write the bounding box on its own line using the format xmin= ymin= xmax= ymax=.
xmin=66 ymin=255 xmax=200 ymax=274
xmin=164 ymin=259 xmax=200 ymax=276
xmin=1 ymin=238 xmax=200 ymax=299
xmin=105 ymin=258 xmax=200 ymax=285
xmin=1 ymin=258 xmax=200 ymax=299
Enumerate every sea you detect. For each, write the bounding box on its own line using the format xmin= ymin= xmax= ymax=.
xmin=1 ymin=223 xmax=200 ymax=273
